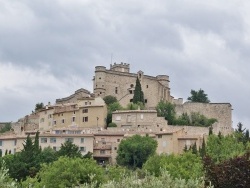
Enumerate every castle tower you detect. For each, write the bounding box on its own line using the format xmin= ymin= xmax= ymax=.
xmin=110 ymin=62 xmax=130 ymax=73
xmin=93 ymin=66 xmax=107 ymax=97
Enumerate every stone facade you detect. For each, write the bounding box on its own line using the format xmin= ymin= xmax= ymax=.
xmin=93 ymin=63 xmax=171 ymax=109
xmin=38 ymin=97 xmax=107 ymax=131
xmin=112 ymin=110 xmax=168 ymax=129
xmin=175 ymin=102 xmax=233 ymax=135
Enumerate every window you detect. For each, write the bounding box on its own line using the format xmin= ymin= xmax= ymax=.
xmin=100 ymin=150 xmax=106 ymax=154
xmin=144 ymin=99 xmax=148 ymax=103
xmin=129 ymin=90 xmax=133 ymax=94
xmin=89 ymin=102 xmax=91 ymax=105
xmin=53 ymin=146 xmax=57 ymax=151
xmin=99 ymin=77 xmax=101 ymax=79
xmin=48 ymin=114 xmax=52 ymax=118
xmin=50 ymin=138 xmax=56 ymax=143
xmin=130 ymin=99 xmax=133 ymax=102
xmin=0 ymin=140 xmax=2 ymax=146
xmin=83 ymin=117 xmax=88 ymax=122
xmin=80 ymin=147 xmax=86 ymax=152
xmin=55 ymin=130 xmax=60 ymax=134
xmin=14 ymin=140 xmax=17 ymax=146
xmin=72 ymin=117 xmax=75 ymax=122
xmin=114 ymin=147 xmax=117 ymax=150
xmin=41 ymin=138 xmax=47 ymax=143
xmin=65 ymin=138 xmax=74 ymax=143
xmin=62 ymin=119 xmax=65 ymax=123
xmin=115 ymin=87 xmax=118 ymax=94
xmin=73 ymin=111 xmax=76 ymax=114
xmin=146 ymin=85 xmax=148 ymax=88
xmin=85 ymin=102 xmax=87 ymax=105
xmin=158 ymin=135 xmax=162 ymax=139
xmin=81 ymin=138 xmax=85 ymax=143
xmin=117 ymin=139 xmax=120 ymax=142
xmin=61 ymin=113 xmax=63 ymax=116
xmin=82 ymin=109 xmax=88 ymax=113
xmin=54 ymin=121 xmax=56 ymax=125
xmin=130 ymin=84 xmax=134 ymax=88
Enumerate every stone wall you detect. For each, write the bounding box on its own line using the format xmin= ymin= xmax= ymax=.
xmin=56 ymin=88 xmax=92 ymax=104
xmin=175 ymin=102 xmax=233 ymax=135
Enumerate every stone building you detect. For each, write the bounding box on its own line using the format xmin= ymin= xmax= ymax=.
xmin=93 ymin=63 xmax=171 ymax=109
xmin=38 ymin=97 xmax=107 ymax=131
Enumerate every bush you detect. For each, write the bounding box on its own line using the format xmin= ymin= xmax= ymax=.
xmin=108 ymin=123 xmax=117 ymax=127
xmin=203 ymin=153 xmax=250 ymax=187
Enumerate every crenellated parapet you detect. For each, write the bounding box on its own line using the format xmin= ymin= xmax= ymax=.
xmin=110 ymin=62 xmax=130 ymax=73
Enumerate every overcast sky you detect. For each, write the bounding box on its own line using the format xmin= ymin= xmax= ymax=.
xmin=0 ymin=0 xmax=249 ymax=129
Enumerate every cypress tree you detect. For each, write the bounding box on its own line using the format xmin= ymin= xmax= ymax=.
xmin=133 ymin=77 xmax=144 ymax=104
xmin=209 ymin=126 xmax=213 ymax=135
xmin=192 ymin=142 xmax=198 ymax=154
xmin=199 ymin=137 xmax=206 ymax=158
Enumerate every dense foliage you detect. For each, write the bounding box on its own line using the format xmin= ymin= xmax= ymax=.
xmin=0 ymin=162 xmax=18 ymax=188
xmin=116 ymin=135 xmax=157 ymax=168
xmin=203 ymin=153 xmax=250 ymax=187
xmin=106 ymin=101 xmax=123 ymax=126
xmin=143 ymin=152 xmax=203 ymax=180
xmin=103 ymin=95 xmax=118 ymax=106
xmin=56 ymin=140 xmax=82 ymax=158
xmin=206 ymin=133 xmax=245 ymax=163
xmin=187 ymin=89 xmax=210 ymax=103
xmin=80 ymin=169 xmax=210 ymax=188
xmin=22 ymin=157 xmax=105 ymax=187
xmin=0 ymin=123 xmax=12 ymax=133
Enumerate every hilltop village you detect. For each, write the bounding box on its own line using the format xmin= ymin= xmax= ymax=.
xmin=0 ymin=63 xmax=233 ymax=164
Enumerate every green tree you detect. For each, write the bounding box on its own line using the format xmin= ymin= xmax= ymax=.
xmin=143 ymin=152 xmax=203 ymax=180
xmin=187 ymin=89 xmax=210 ymax=103
xmin=0 ymin=123 xmax=12 ymax=133
xmin=156 ymin=100 xmax=176 ymax=125
xmin=191 ymin=142 xmax=198 ymax=154
xmin=0 ymin=162 xmax=18 ymax=188
xmin=35 ymin=102 xmax=44 ymax=111
xmin=106 ymin=102 xmax=123 ymax=125
xmin=103 ymin=95 xmax=118 ymax=105
xmin=22 ymin=157 xmax=105 ymax=187
xmin=132 ymin=77 xmax=144 ymax=104
xmin=199 ymin=137 xmax=206 ymax=158
xmin=203 ymin=153 xmax=250 ymax=188
xmin=57 ymin=140 xmax=82 ymax=158
xmin=116 ymin=135 xmax=157 ymax=169
xmin=206 ymin=133 xmax=245 ymax=163
xmin=39 ymin=147 xmax=58 ymax=164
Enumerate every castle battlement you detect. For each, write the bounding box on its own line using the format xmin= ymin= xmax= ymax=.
xmin=110 ymin=62 xmax=130 ymax=73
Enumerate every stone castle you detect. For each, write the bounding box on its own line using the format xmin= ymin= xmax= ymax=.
xmin=0 ymin=62 xmax=233 ymax=163
xmin=93 ymin=63 xmax=233 ymax=134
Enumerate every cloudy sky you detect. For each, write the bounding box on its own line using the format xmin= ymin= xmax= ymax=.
xmin=0 ymin=0 xmax=249 ymax=129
